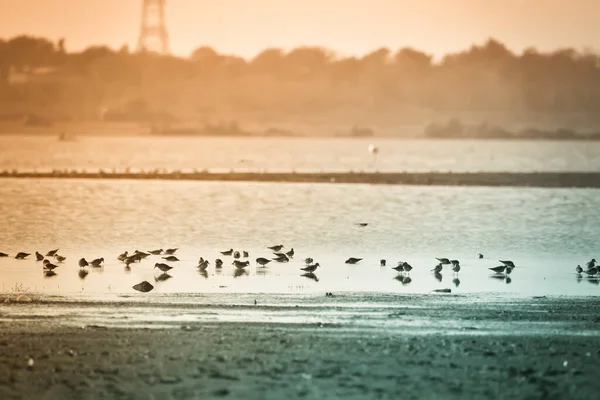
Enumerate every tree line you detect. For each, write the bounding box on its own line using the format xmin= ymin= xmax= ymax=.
xmin=1 ymin=35 xmax=600 ymax=130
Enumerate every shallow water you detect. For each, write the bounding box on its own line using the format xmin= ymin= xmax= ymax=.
xmin=0 ymin=178 xmax=597 ymax=298
xmin=2 ymin=135 xmax=600 ymax=172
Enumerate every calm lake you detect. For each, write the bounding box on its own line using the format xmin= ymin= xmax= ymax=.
xmin=0 ymin=136 xmax=598 ymax=299
xmin=0 ymin=178 xmax=597 ymax=298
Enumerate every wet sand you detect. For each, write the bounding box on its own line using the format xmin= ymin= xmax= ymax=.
xmin=2 ymin=170 xmax=600 ymax=188
xmin=0 ymin=294 xmax=599 ymax=399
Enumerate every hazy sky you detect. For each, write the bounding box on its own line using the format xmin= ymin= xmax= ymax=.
xmin=1 ymin=0 xmax=600 ymax=58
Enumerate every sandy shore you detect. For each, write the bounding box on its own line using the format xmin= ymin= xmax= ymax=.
xmin=2 ymin=170 xmax=600 ymax=188
xmin=0 ymin=294 xmax=599 ymax=399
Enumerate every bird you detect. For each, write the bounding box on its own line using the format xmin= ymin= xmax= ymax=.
xmin=393 ymin=262 xmax=405 ymax=272
xmin=43 ymin=259 xmax=51 ymax=266
xmin=586 ymin=259 xmax=596 ymax=269
xmin=78 ymin=258 xmax=89 ymax=267
xmin=380 ymin=259 xmax=386 ymax=266
xmin=90 ymin=258 xmax=104 ymax=267
xmin=585 ymin=266 xmax=598 ymax=276
xmin=221 ymin=249 xmax=233 ymax=256
xmin=35 ymin=252 xmax=44 ymax=261
xmin=576 ymin=265 xmax=583 ymax=273
xmin=286 ymin=248 xmax=294 ymax=257
xmin=499 ymin=260 xmax=515 ymax=268
xmin=164 ymin=248 xmax=178 ymax=255
xmin=233 ymin=251 xmax=241 ymax=259
xmin=132 ymin=281 xmax=154 ymax=293
xmin=117 ymin=251 xmax=128 ymax=261
xmin=402 ymin=263 xmax=413 ymax=273
xmin=154 ymin=263 xmax=173 ymax=272
xmin=197 ymin=260 xmax=209 ymax=271
xmin=355 ymin=223 xmax=368 ymax=227
xmin=0 ymin=252 xmax=8 ymax=257
xmin=489 ymin=266 xmax=506 ymax=273
xmin=256 ymin=258 xmax=271 ymax=267
xmin=505 ymin=266 xmax=513 ymax=275
xmin=44 ymin=262 xmax=59 ymax=271
xmin=215 ymin=259 xmax=223 ymax=268
xmin=124 ymin=255 xmax=138 ymax=266
xmin=148 ymin=249 xmax=163 ymax=255
xmin=163 ymin=256 xmax=179 ymax=262
xmin=345 ymin=257 xmax=362 ymax=264
xmin=273 ymin=254 xmax=289 ymax=263
xmin=301 ymin=263 xmax=320 ymax=273
xmin=242 ymin=251 xmax=249 ymax=258
xmin=273 ymin=252 xmax=286 ymax=258
xmin=304 ymin=258 xmax=314 ymax=264
xmin=134 ymin=251 xmax=150 ymax=259
xmin=268 ymin=245 xmax=284 ymax=252
xmin=15 ymin=252 xmax=30 ymax=260
xmin=478 ymin=253 xmax=484 ymax=259
xmin=54 ymin=254 xmax=66 ymax=263
xmin=46 ymin=249 xmax=59 ymax=257
xmin=450 ymin=260 xmax=460 ymax=266
xmin=233 ymin=260 xmax=250 ymax=269
xmin=452 ymin=264 xmax=461 ymax=274
xmin=436 ymin=258 xmax=451 ymax=265
xmin=432 ymin=263 xmax=443 ymax=273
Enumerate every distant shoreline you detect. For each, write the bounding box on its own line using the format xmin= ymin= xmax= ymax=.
xmin=2 ymin=170 xmax=600 ymax=188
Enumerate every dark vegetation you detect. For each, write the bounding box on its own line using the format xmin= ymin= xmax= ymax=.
xmin=2 ymin=36 xmax=600 ymax=137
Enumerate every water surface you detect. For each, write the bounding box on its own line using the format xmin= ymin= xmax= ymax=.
xmin=2 ymin=135 xmax=600 ymax=172
xmin=0 ymin=178 xmax=597 ymax=298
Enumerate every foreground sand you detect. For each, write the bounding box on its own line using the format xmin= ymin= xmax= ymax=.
xmin=0 ymin=294 xmax=599 ymax=399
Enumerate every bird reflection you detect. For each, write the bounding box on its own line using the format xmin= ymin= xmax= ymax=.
xmin=452 ymin=277 xmax=460 ymax=287
xmin=234 ymin=269 xmax=248 ymax=278
xmin=394 ymin=275 xmax=412 ymax=285
xmin=44 ymin=270 xmax=57 ymax=278
xmin=587 ymin=277 xmax=599 ymax=285
xmin=256 ymin=268 xmax=268 ymax=276
xmin=155 ymin=273 xmax=172 ymax=282
xmin=434 ymin=272 xmax=443 ymax=282
xmin=301 ymin=272 xmax=319 ymax=282
xmin=78 ymin=269 xmax=88 ymax=280
xmin=198 ymin=270 xmax=208 ymax=279
xmin=576 ymin=273 xmax=583 ymax=283
xmin=490 ymin=274 xmax=512 ymax=284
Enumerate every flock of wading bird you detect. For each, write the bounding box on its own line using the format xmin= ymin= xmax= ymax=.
xmin=1 ymin=246 xmax=598 ymax=292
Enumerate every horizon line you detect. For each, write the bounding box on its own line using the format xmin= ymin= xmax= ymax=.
xmin=2 ymin=34 xmax=599 ymax=61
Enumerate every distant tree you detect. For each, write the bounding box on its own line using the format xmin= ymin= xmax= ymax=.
xmin=5 ymin=35 xmax=56 ymax=71
xmin=284 ymin=46 xmax=332 ymax=79
xmin=251 ymin=48 xmax=285 ymax=75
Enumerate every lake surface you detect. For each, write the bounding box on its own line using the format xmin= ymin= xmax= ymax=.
xmin=0 ymin=178 xmax=597 ymax=298
xmin=2 ymin=135 xmax=600 ymax=173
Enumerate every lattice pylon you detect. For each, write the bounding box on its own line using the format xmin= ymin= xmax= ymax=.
xmin=137 ymin=0 xmax=170 ymax=54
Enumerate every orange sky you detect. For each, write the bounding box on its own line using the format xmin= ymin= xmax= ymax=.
xmin=1 ymin=0 xmax=600 ymax=58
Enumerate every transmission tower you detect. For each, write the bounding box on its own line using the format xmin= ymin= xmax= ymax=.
xmin=137 ymin=0 xmax=170 ymax=54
